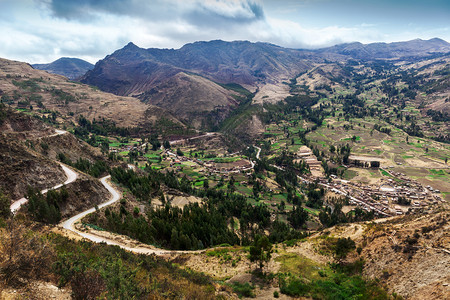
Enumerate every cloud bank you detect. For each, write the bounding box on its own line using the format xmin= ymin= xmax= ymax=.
xmin=0 ymin=0 xmax=448 ymax=64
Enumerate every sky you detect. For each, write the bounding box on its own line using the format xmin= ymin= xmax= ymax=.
xmin=1 ymin=0 xmax=449 ymax=64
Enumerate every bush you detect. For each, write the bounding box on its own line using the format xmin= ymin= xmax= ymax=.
xmin=70 ymin=270 xmax=105 ymax=300
xmin=231 ymin=282 xmax=255 ymax=298
xmin=280 ymin=277 xmax=309 ymax=296
xmin=279 ymin=273 xmax=391 ymax=299
xmin=0 ymin=219 xmax=54 ymax=286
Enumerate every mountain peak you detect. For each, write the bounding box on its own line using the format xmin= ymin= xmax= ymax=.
xmin=32 ymin=57 xmax=94 ymax=80
xmin=428 ymin=37 xmax=449 ymax=44
xmin=123 ymin=42 xmax=139 ymax=50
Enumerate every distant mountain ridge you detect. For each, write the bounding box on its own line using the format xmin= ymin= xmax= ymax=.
xmin=81 ymin=38 xmax=450 ymax=96
xmin=33 ymin=57 xmax=94 ymax=80
xmin=317 ymin=38 xmax=450 ymax=60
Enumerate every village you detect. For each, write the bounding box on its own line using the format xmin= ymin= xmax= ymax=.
xmin=109 ymin=135 xmax=446 ymax=219
xmin=291 ymin=145 xmax=445 ymax=217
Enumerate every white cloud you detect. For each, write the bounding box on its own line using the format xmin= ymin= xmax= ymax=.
xmin=0 ymin=0 xmax=447 ymax=64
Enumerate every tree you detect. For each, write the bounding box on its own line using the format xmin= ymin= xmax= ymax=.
xmin=0 ymin=189 xmax=10 ymax=219
xmin=288 ymin=207 xmax=308 ymax=229
xmin=228 ymin=176 xmax=236 ymax=193
xmin=163 ymin=140 xmax=171 ymax=149
xmin=329 ymin=145 xmax=336 ymax=153
xmin=333 ymin=237 xmax=355 ymax=263
xmin=279 ymin=200 xmax=285 ymax=212
xmin=249 ymin=235 xmax=272 ymax=270
xmin=100 ymin=141 xmax=109 ymax=154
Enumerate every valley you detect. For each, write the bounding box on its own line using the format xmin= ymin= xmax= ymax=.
xmin=0 ymin=38 xmax=449 ymax=299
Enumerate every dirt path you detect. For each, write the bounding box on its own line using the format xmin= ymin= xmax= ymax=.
xmin=169 ymin=132 xmax=216 ymax=145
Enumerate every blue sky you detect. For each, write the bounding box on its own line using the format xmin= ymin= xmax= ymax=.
xmin=1 ymin=0 xmax=449 ymax=63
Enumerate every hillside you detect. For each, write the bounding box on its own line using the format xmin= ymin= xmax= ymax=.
xmin=32 ymin=57 xmax=94 ymax=80
xmin=81 ymin=40 xmax=314 ymax=91
xmin=138 ymin=72 xmax=242 ymax=128
xmin=0 ymin=105 xmax=108 ymax=208
xmin=0 ymin=106 xmax=66 ymax=199
xmin=0 ymin=58 xmax=185 ymax=135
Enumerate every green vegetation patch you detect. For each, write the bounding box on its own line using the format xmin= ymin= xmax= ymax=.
xmin=342 ymin=136 xmax=361 ymax=141
xmin=276 ymin=253 xmax=324 ymax=280
xmin=380 ymin=169 xmax=392 ymax=177
xmin=428 ymin=169 xmax=449 ymax=179
xmin=343 ymin=169 xmax=357 ymax=180
xmin=279 ymin=273 xmax=390 ymax=299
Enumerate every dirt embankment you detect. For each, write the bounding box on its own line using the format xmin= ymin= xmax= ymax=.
xmin=59 ymin=175 xmax=109 ymax=218
xmin=0 ymin=136 xmax=66 ymax=199
xmin=38 ymin=130 xmax=103 ymax=163
xmin=359 ymin=213 xmax=450 ymax=299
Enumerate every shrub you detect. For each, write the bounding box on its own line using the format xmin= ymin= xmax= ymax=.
xmin=231 ymin=282 xmax=255 ymax=298
xmin=70 ymin=269 xmax=106 ymax=300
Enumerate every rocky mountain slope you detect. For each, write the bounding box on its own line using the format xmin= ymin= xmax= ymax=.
xmin=81 ymin=40 xmax=314 ymax=92
xmin=32 ymin=57 xmax=94 ymax=80
xmin=0 ymin=105 xmax=108 ymax=210
xmin=0 ymin=106 xmax=66 ymax=199
xmin=0 ymin=58 xmax=184 ymax=133
xmin=80 ymin=40 xmax=317 ymax=128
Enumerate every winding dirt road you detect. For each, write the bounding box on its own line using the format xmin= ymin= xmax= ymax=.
xmin=61 ymin=176 xmax=203 ymax=255
xmin=10 ymin=163 xmax=78 ymax=214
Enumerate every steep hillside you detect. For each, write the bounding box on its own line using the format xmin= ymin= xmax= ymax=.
xmin=0 ymin=105 xmax=108 ymax=208
xmin=32 ymin=57 xmax=94 ymax=80
xmin=360 ymin=213 xmax=450 ymax=299
xmin=0 ymin=106 xmax=66 ymax=199
xmin=0 ymin=58 xmax=184 ymax=134
xmin=0 ymin=134 xmax=65 ymax=200
xmin=138 ymin=72 xmax=241 ymax=128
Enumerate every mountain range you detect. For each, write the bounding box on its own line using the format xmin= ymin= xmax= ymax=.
xmin=24 ymin=38 xmax=450 ymax=131
xmin=78 ymin=38 xmax=449 ymax=128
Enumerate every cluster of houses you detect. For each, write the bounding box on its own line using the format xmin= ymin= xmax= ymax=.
xmin=323 ymin=170 xmax=443 ymax=216
xmin=294 ymin=146 xmax=321 ymax=171
xmin=164 ymin=149 xmax=253 ymax=175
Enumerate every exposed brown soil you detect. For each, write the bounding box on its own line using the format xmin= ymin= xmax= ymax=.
xmin=359 ymin=213 xmax=450 ymax=299
xmin=0 ymin=135 xmax=66 ymax=199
